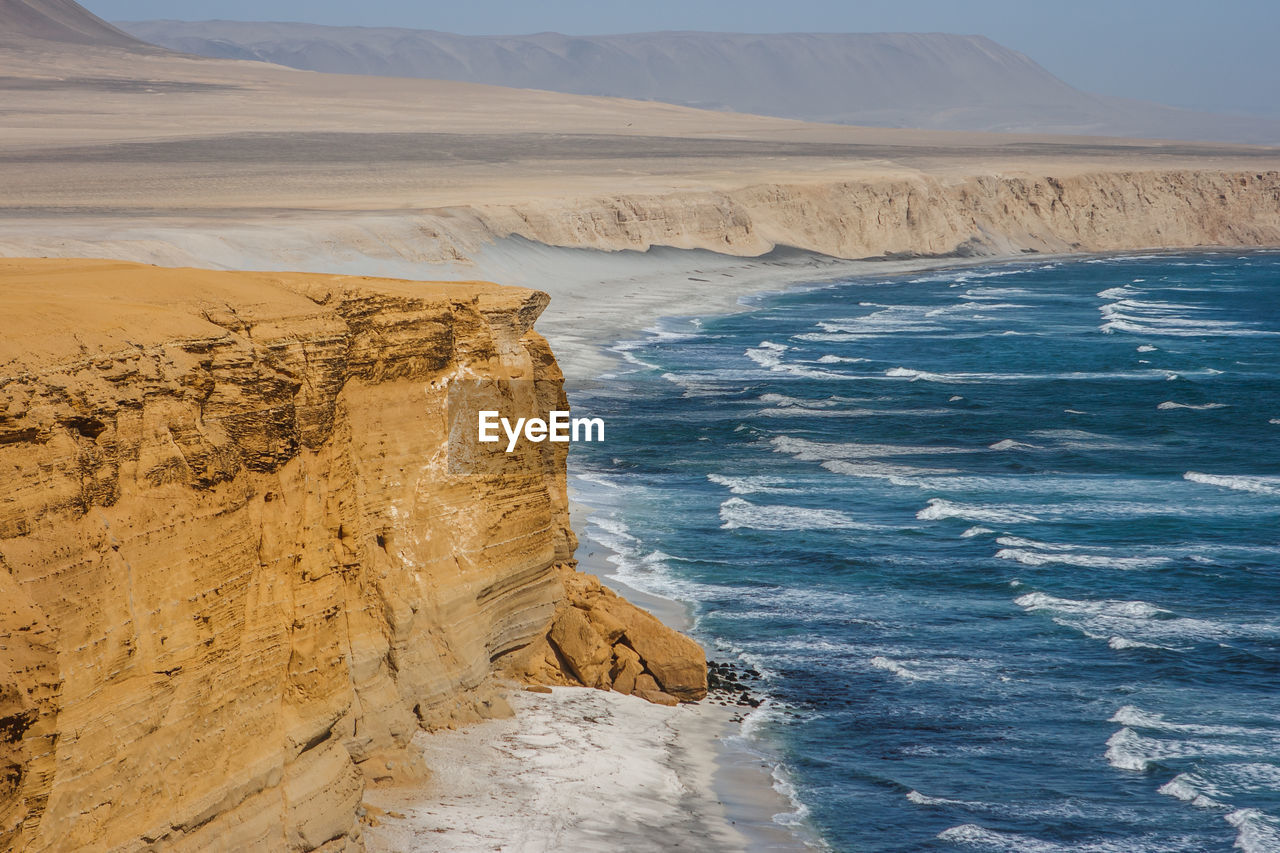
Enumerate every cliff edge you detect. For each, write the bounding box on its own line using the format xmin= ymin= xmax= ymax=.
xmin=0 ymin=259 xmax=703 ymax=851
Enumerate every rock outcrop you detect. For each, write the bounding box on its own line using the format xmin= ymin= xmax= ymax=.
xmin=0 ymin=259 xmax=665 ymax=851
xmin=509 ymin=566 xmax=708 ymax=705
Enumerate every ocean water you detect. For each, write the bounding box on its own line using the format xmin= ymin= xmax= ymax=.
xmin=567 ymin=251 xmax=1280 ymax=852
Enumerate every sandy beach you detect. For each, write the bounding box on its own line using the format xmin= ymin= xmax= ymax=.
xmin=362 ymin=687 xmax=798 ymax=853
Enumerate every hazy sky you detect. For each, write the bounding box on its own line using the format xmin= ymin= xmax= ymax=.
xmin=86 ymin=0 xmax=1280 ymax=117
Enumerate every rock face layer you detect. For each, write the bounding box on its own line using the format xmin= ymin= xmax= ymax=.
xmin=0 ymin=260 xmax=580 ymax=851
xmin=8 ymin=169 xmax=1277 ymax=280
xmin=458 ymin=169 xmax=1280 ymax=260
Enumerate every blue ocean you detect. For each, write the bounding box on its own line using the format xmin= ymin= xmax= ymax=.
xmin=567 ymin=251 xmax=1280 ymax=852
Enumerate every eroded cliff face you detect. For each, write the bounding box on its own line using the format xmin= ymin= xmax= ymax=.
xmin=464 ymin=169 xmax=1280 ymax=259
xmin=3 ymin=169 xmax=1277 ymax=276
xmin=0 ymin=260 xmax=580 ymax=851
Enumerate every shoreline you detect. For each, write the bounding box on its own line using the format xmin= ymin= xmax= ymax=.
xmin=537 ymin=247 xmax=1053 ymax=852
xmin=571 ymin=499 xmax=821 ymax=852
xmin=534 ymin=243 xmax=1270 ymax=851
xmin=471 ymin=240 xmax=1064 ymax=379
xmin=366 ymin=241 xmax=1258 ymax=852
xmin=361 ymin=687 xmax=763 ymax=853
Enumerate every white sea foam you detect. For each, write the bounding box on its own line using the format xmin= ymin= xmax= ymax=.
xmin=1110 ymin=705 xmax=1279 ymax=740
xmin=613 ymin=347 xmax=663 ymax=371
xmin=989 ymin=439 xmax=1040 ymax=450
xmin=584 ymin=521 xmax=715 ymax=606
xmin=1158 ymin=401 xmax=1228 ymax=410
xmin=1225 ymin=763 xmax=1280 ymax=791
xmin=885 ymin=366 xmax=950 ymax=381
xmin=917 ymin=498 xmax=1039 ymax=524
xmin=961 ymin=526 xmax=995 ymax=538
xmin=768 ymin=761 xmax=812 ymax=828
xmin=816 ymin=354 xmax=870 ymax=364
xmin=591 ymin=516 xmax=640 ymax=544
xmin=1227 ymin=809 xmax=1280 ymax=853
xmin=934 ymin=824 xmax=1160 ymax=852
xmin=884 ymin=366 xmax=1173 ymax=383
xmin=1271 ymin=419 xmax=1280 ymax=426
xmin=1099 ymin=297 xmax=1278 ymax=337
xmin=1104 ymin=727 xmax=1204 ymax=772
xmin=815 ymin=306 xmax=949 ymax=336
xmin=924 ymin=301 xmax=1029 ymax=317
xmin=706 ymin=473 xmax=799 ymax=495
xmin=1137 ymin=344 xmax=1159 ymax=352
xmin=758 ymin=393 xmax=837 ymax=408
xmin=1017 ymin=592 xmax=1254 ymax=648
xmin=996 ymin=549 xmax=1168 ymax=570
xmin=821 ymin=459 xmax=960 ymax=485
xmin=772 ymin=435 xmax=972 ymax=461
xmin=747 ymin=340 xmax=847 ymax=379
xmin=995 ymin=536 xmax=1079 ymax=551
xmin=719 ymin=497 xmax=875 ymax=531
xmin=574 ymin=470 xmax=622 ymax=490
xmin=1159 ymin=774 xmax=1226 ymax=809
xmin=1016 ymin=593 xmax=1164 ymax=619
xmin=1108 ymin=636 xmax=1168 ymax=650
xmin=906 ymin=790 xmax=981 ymax=807
xmin=965 ymin=285 xmax=1038 ymax=297
xmin=869 ymin=656 xmax=924 ymax=681
xmin=659 ymin=371 xmax=744 ymax=397
xmin=754 ymin=406 xmax=888 ymax=419
xmin=936 ymin=825 xmax=1050 ymax=851
xmin=1184 ymin=472 xmax=1280 ymax=496
xmin=745 ymin=339 xmax=788 ymax=362
xmin=1155 ymin=767 xmax=1280 ymax=852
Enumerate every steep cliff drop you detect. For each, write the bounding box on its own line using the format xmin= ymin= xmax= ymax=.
xmin=0 ymin=259 xmax=705 ymax=851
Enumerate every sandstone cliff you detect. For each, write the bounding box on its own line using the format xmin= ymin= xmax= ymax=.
xmin=450 ymin=169 xmax=1280 ymax=261
xmin=10 ymin=169 xmax=1275 ymax=284
xmin=0 ymin=259 xmax=702 ymax=852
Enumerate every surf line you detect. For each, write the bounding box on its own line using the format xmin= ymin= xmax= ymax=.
xmin=478 ymin=410 xmax=605 ymax=452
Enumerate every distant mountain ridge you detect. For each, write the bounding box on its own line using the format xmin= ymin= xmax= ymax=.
xmin=118 ymin=21 xmax=1280 ymax=144
xmin=0 ymin=0 xmax=143 ymax=47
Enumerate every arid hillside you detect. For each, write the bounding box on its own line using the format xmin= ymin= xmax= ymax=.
xmin=119 ymin=22 xmax=1280 ymax=144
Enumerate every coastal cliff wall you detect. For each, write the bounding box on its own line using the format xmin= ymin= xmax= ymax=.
xmin=0 ymin=260 xmax=579 ymax=851
xmin=6 ymin=168 xmax=1275 ymax=276
xmin=461 ymin=169 xmax=1280 ymax=259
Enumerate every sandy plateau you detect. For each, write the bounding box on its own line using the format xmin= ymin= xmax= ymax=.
xmin=2 ymin=4 xmax=1280 ymax=851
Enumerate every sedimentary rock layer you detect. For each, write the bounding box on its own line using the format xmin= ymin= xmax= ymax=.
xmin=7 ymin=169 xmax=1277 ymax=277
xmin=455 ymin=169 xmax=1280 ymax=260
xmin=0 ymin=260 xmax=579 ymax=851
